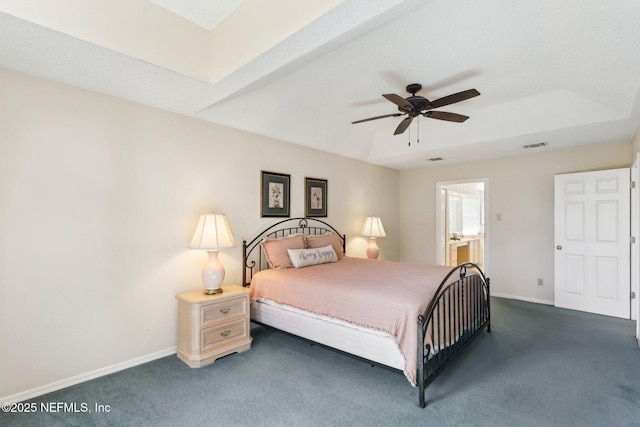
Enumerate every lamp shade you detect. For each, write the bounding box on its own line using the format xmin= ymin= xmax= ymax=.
xmin=361 ymin=216 xmax=386 ymax=238
xmin=189 ymin=213 xmax=236 ymax=250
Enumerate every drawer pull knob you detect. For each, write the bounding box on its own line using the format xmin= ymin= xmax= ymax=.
xmin=220 ymin=330 xmax=231 ymax=337
xmin=220 ymin=308 xmax=230 ymax=314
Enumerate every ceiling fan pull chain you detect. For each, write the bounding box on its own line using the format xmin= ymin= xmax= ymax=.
xmin=408 ymin=123 xmax=411 ymax=146
xmin=417 ymin=117 xmax=420 ymax=144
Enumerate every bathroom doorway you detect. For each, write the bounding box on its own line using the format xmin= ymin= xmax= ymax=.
xmin=436 ymin=179 xmax=488 ymax=273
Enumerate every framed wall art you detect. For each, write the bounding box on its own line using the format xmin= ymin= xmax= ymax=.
xmin=261 ymin=171 xmax=290 ymax=217
xmin=304 ymin=177 xmax=327 ymax=217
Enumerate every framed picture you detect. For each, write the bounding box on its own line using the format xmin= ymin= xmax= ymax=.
xmin=305 ymin=177 xmax=327 ymax=217
xmin=261 ymin=171 xmax=290 ymax=217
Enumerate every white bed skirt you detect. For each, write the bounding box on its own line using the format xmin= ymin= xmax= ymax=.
xmin=250 ymin=300 xmax=405 ymax=371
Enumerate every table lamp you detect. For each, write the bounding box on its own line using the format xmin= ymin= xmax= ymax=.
xmin=189 ymin=213 xmax=236 ymax=294
xmin=361 ymin=216 xmax=386 ymax=259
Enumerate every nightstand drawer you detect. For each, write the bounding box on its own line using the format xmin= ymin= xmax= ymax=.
xmin=201 ymin=318 xmax=248 ymax=352
xmin=201 ymin=298 xmax=247 ymax=327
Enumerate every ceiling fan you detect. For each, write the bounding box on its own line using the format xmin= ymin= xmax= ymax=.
xmin=351 ymin=83 xmax=480 ymax=135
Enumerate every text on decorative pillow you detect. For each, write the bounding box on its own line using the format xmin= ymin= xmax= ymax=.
xmin=287 ymin=245 xmax=338 ymax=268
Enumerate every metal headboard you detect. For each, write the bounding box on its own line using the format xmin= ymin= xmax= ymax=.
xmin=242 ymin=217 xmax=346 ymax=286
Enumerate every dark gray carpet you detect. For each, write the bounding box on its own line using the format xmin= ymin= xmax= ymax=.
xmin=2 ymin=297 xmax=639 ymax=426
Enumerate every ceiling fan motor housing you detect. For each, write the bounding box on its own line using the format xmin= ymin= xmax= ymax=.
xmin=404 ymin=96 xmax=430 ymax=113
xmin=401 ymin=83 xmax=431 ymax=114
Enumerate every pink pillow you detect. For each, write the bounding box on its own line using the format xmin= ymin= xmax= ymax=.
xmin=261 ymin=234 xmax=306 ymax=269
xmin=306 ymin=233 xmax=344 ymax=259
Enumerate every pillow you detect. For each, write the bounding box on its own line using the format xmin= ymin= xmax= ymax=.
xmin=287 ymin=245 xmax=338 ymax=268
xmin=261 ymin=234 xmax=306 ymax=269
xmin=306 ymin=233 xmax=344 ymax=259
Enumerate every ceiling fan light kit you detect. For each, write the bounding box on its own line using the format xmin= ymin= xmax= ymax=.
xmin=352 ymin=83 xmax=480 ymax=136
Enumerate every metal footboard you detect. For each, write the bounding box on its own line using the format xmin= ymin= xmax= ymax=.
xmin=417 ymin=263 xmax=491 ymax=408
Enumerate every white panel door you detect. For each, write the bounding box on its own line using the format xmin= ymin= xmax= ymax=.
xmin=554 ymin=168 xmax=630 ymax=318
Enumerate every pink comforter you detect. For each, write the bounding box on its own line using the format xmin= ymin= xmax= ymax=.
xmin=249 ymin=257 xmax=456 ymax=385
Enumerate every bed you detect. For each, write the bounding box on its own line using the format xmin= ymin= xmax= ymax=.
xmin=242 ymin=217 xmax=490 ymax=407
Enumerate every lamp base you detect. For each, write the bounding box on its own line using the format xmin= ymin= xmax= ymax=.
xmin=201 ymin=250 xmax=225 ymax=295
xmin=366 ymin=237 xmax=380 ymax=260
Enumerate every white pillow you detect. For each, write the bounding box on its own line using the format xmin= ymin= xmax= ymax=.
xmin=287 ymin=245 xmax=338 ymax=268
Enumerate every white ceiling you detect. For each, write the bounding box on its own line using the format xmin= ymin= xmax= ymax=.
xmin=1 ymin=0 xmax=640 ymax=170
xmin=149 ymin=0 xmax=246 ymax=30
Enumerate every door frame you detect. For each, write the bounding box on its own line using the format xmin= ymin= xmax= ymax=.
xmin=632 ymin=153 xmax=639 ymax=340
xmin=435 ymin=178 xmax=490 ymax=275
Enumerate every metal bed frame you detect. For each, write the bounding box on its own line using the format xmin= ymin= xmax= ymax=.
xmin=242 ymin=217 xmax=490 ymax=408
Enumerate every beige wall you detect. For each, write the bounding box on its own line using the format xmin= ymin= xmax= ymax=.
xmin=399 ymin=143 xmax=632 ymax=304
xmin=0 ymin=68 xmax=399 ymax=400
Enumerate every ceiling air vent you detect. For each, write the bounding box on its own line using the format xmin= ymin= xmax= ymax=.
xmin=523 ymin=142 xmax=548 ymax=149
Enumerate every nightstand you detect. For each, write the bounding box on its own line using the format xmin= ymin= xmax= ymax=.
xmin=176 ymin=285 xmax=252 ymax=368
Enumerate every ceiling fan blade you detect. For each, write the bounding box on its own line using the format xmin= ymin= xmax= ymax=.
xmin=351 ymin=113 xmax=403 ymax=124
xmin=423 ymin=111 xmax=469 ymax=123
xmin=382 ymin=94 xmax=413 ymax=111
xmin=394 ymin=116 xmax=414 ymax=135
xmin=429 ymin=89 xmax=480 ymax=109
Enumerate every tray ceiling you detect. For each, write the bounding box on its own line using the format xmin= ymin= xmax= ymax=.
xmin=1 ymin=0 xmax=639 ymax=169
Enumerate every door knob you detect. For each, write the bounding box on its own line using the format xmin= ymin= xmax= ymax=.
xmin=556 ymin=245 xmax=562 ymax=250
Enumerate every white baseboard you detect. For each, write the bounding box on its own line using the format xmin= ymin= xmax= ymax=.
xmin=1 ymin=347 xmax=177 ymax=404
xmin=491 ymin=292 xmax=554 ymax=306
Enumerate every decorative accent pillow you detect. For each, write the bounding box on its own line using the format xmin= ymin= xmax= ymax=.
xmin=287 ymin=245 xmax=338 ymax=268
xmin=306 ymin=233 xmax=344 ymax=259
xmin=261 ymin=234 xmax=306 ymax=269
